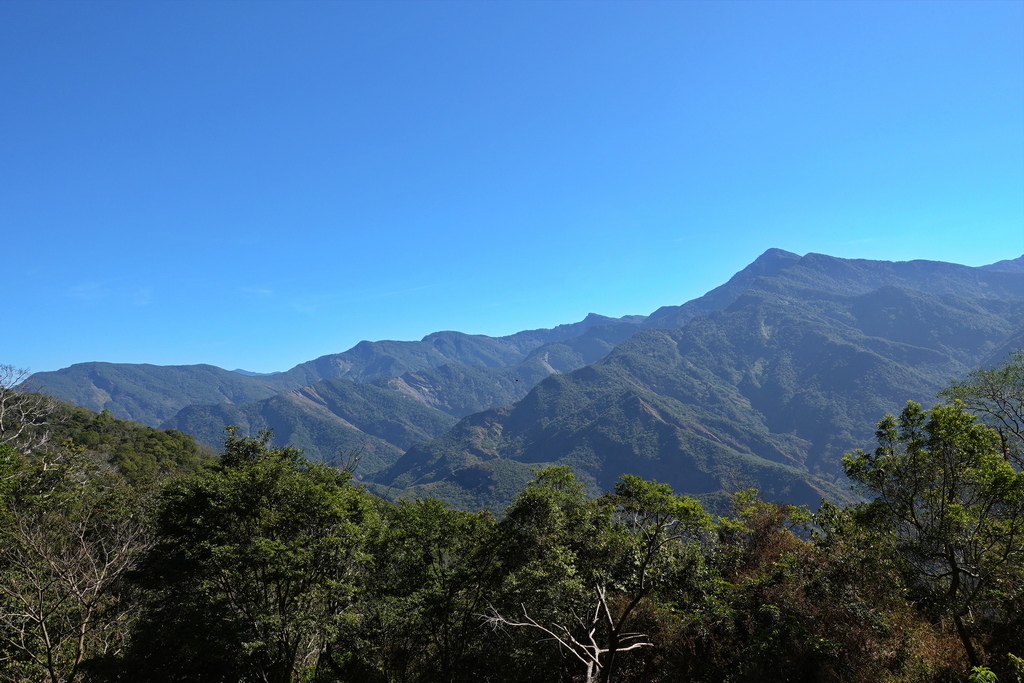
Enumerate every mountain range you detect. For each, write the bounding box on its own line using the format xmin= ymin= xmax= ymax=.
xmin=27 ymin=249 xmax=1024 ymax=510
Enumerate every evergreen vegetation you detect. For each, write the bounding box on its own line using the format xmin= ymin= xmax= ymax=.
xmin=372 ymin=252 xmax=1024 ymax=511
xmin=25 ymin=252 xmax=1024 ymax=514
xmin=2 ymin=354 xmax=1022 ymax=681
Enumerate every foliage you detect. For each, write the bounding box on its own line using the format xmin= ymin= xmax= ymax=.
xmin=331 ymin=498 xmax=499 ymax=681
xmin=968 ymin=667 xmax=998 ymax=683
xmin=941 ymin=349 xmax=1024 ymax=468
xmin=844 ymin=401 xmax=1024 ymax=668
xmin=7 ymin=347 xmax=1024 ymax=681
xmin=0 ymin=382 xmax=202 ymax=682
xmin=487 ymin=469 xmax=715 ymax=683
xmin=0 ymin=444 xmax=151 ymax=682
xmin=48 ymin=404 xmax=213 ymax=482
xmin=127 ymin=428 xmax=377 ymax=682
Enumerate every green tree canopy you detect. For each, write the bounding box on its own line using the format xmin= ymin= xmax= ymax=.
xmin=941 ymin=349 xmax=1024 ymax=468
xmin=843 ymin=401 xmax=1024 ymax=666
xmin=129 ymin=428 xmax=379 ymax=682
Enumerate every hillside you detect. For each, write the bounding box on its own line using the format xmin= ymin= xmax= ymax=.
xmin=371 ymin=320 xmax=645 ymax=419
xmin=22 ymin=362 xmax=295 ymax=426
xmin=165 ymin=378 xmax=457 ymax=475
xmin=25 ymin=249 xmax=1024 ymax=511
xmin=370 ymin=252 xmax=1024 ymax=510
xmin=27 ymin=313 xmax=642 ymax=429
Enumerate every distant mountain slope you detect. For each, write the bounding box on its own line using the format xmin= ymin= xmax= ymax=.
xmin=23 ymin=362 xmax=294 ymax=426
xmin=372 ymin=252 xmax=1024 ymax=511
xmin=161 ymin=321 xmax=648 ymax=470
xmin=373 ymin=321 xmax=644 ymax=418
xmin=272 ymin=313 xmax=645 ymax=386
xmin=25 ymin=249 xmax=1024 ymax=513
xmin=980 ymin=255 xmax=1024 ymax=273
xmin=28 ymin=313 xmax=643 ymax=428
xmin=754 ymin=252 xmax=1024 ymax=300
xmin=164 ymin=378 xmax=457 ymax=475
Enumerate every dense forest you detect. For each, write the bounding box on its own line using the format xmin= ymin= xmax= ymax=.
xmin=1 ymin=355 xmax=1022 ymax=682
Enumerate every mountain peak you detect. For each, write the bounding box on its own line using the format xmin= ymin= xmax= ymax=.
xmin=756 ymin=247 xmax=802 ymax=262
xmin=644 ymin=248 xmax=802 ymax=328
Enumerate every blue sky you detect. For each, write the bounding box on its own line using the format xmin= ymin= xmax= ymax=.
xmin=3 ymin=0 xmax=1022 ymax=374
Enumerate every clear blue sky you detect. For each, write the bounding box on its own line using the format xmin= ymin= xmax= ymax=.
xmin=3 ymin=0 xmax=1022 ymax=374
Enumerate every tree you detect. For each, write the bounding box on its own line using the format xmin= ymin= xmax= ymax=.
xmin=941 ymin=349 xmax=1024 ymax=468
xmin=485 ymin=468 xmax=712 ymax=683
xmin=128 ymin=428 xmax=377 ymax=682
xmin=0 ymin=443 xmax=150 ymax=683
xmin=334 ymin=497 xmax=499 ymax=682
xmin=843 ymin=401 xmax=1024 ymax=667
xmin=0 ymin=365 xmax=57 ymax=455
xmin=0 ymin=377 xmax=211 ymax=681
xmin=596 ymin=475 xmax=712 ymax=681
xmin=485 ymin=466 xmax=605 ymax=682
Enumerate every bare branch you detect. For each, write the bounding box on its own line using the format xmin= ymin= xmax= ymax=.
xmin=483 ymin=586 xmax=652 ymax=683
xmin=0 ymin=364 xmax=59 ymax=455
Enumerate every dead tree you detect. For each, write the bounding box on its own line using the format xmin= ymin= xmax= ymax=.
xmin=484 ymin=585 xmax=652 ymax=683
xmin=0 ymin=364 xmax=57 ymax=454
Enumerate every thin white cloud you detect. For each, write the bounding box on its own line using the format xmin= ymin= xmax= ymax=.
xmin=69 ymin=281 xmax=107 ymax=301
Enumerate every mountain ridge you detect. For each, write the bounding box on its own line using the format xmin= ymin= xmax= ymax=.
xmin=24 ymin=249 xmax=1024 ymax=510
xmin=28 ymin=312 xmax=644 ymax=428
xmin=368 ymin=251 xmax=1024 ymax=510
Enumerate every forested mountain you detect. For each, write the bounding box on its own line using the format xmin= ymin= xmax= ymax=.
xmin=372 ymin=320 xmax=645 ymax=419
xmin=980 ymin=254 xmax=1024 ymax=273
xmin=25 ymin=250 xmax=1024 ymax=511
xmin=642 ymin=247 xmax=803 ymax=328
xmin=9 ymin=249 xmax=1024 ymax=681
xmin=22 ymin=362 xmax=294 ymax=426
xmin=165 ymin=378 xmax=458 ymax=474
xmin=3 ymin=368 xmax=1022 ymax=681
xmin=160 ymin=322 xmax=648 ymax=476
xmin=272 ymin=313 xmax=647 ymax=387
xmin=371 ymin=252 xmax=1024 ymax=510
xmin=27 ymin=313 xmax=642 ymax=429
